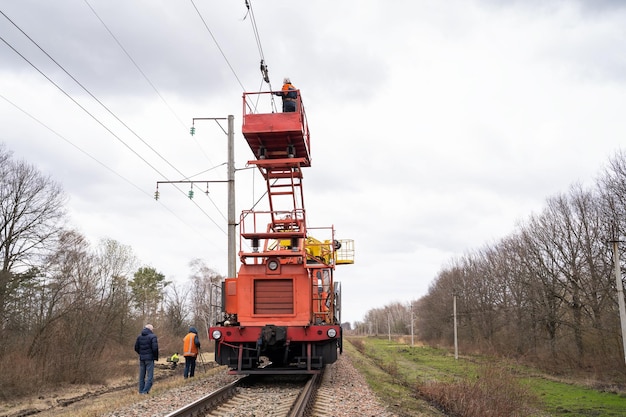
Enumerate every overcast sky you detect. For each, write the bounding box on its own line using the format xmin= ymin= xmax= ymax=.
xmin=1 ymin=0 xmax=626 ymax=325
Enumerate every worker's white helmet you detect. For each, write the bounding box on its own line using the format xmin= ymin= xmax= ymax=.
xmin=283 ymin=77 xmax=291 ymax=84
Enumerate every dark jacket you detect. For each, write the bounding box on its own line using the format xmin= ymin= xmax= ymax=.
xmin=135 ymin=327 xmax=159 ymax=361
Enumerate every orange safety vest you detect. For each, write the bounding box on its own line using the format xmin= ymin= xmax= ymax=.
xmin=183 ymin=332 xmax=199 ymax=357
xmin=282 ymin=83 xmax=297 ymax=99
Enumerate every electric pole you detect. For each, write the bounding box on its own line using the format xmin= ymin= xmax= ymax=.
xmin=410 ymin=302 xmax=414 ymax=347
xmin=155 ymin=115 xmax=236 ymax=277
xmin=453 ymin=291 xmax=458 ymax=360
xmin=226 ymin=115 xmax=235 ymax=278
xmin=612 ymin=239 xmax=626 ymax=367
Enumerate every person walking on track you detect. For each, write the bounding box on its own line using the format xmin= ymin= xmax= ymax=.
xmin=183 ymin=326 xmax=201 ymax=378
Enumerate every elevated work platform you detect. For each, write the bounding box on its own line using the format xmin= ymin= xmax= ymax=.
xmin=242 ymin=91 xmax=311 ymax=166
xmin=238 ymin=90 xmax=352 ymax=268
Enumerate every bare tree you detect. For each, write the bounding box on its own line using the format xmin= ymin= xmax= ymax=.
xmin=188 ymin=258 xmax=223 ymax=338
xmin=416 ymin=267 xmax=458 ymax=343
xmin=29 ymin=230 xmax=98 ymax=381
xmin=0 ymin=145 xmax=66 ymax=351
xmin=498 ymin=234 xmax=538 ymax=354
xmin=598 ymin=149 xmax=626 ymax=238
xmin=597 ymin=151 xmax=626 ymax=359
xmin=519 ymin=214 xmax=568 ymax=358
xmin=164 ymin=282 xmax=190 ymax=336
xmin=93 ymin=238 xmax=137 ymax=344
xmin=381 ymin=150 xmax=626 ymax=372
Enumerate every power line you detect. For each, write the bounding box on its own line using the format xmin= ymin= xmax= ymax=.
xmin=244 ymin=0 xmax=278 ymax=111
xmin=2 ymin=2 xmax=282 ymax=238
xmin=190 ymin=0 xmax=247 ymax=92
xmin=0 ymin=10 xmax=182 ymax=180
xmin=0 ymin=93 xmax=145 ymax=197
xmin=84 ymin=0 xmax=186 ymax=129
xmin=0 ymin=9 xmax=228 ymax=232
xmin=0 ymin=92 xmax=227 ymax=247
xmin=0 ymin=31 xmax=163 ymax=178
xmin=190 ymin=0 xmax=280 ymax=208
xmin=245 ymin=0 xmax=272 ymax=88
xmin=82 ymin=0 xmax=215 ymax=166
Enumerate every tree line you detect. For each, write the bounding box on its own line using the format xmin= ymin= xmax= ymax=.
xmin=0 ymin=144 xmax=223 ymax=398
xmin=354 ymin=150 xmax=626 ymax=374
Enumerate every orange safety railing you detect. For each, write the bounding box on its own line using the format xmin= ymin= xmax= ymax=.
xmin=242 ymin=91 xmax=311 ymax=165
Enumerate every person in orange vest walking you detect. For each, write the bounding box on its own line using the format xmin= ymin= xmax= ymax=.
xmin=183 ymin=326 xmax=201 ymax=378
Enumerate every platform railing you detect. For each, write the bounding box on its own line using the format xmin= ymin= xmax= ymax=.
xmin=242 ymin=91 xmax=310 ymax=159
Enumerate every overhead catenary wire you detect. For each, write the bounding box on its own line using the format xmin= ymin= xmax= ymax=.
xmin=0 ymin=10 xmax=183 ymax=181
xmin=0 ymin=44 xmax=227 ymax=236
xmin=188 ymin=0 xmax=278 ymax=216
xmin=0 ymin=33 xmax=162 ymax=179
xmin=83 ymin=0 xmax=185 ymax=128
xmin=191 ymin=0 xmax=277 ymax=113
xmin=83 ymin=0 xmax=215 ymax=166
xmin=244 ymin=0 xmax=278 ymax=111
xmin=189 ymin=0 xmax=282 ymax=244
xmin=245 ymin=0 xmax=271 ymax=87
xmin=190 ymin=0 xmax=247 ymax=92
xmin=3 ymin=2 xmax=283 ymax=243
xmin=0 ymin=12 xmax=228 ymax=236
xmin=0 ymin=92 xmax=226 ymax=249
xmin=84 ymin=0 xmax=229 ymax=217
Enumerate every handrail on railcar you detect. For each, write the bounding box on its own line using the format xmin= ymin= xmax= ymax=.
xmin=242 ymin=91 xmax=311 ymax=166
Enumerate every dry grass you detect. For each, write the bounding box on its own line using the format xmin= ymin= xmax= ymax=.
xmin=417 ymin=363 xmax=539 ymax=417
xmin=348 ymin=336 xmax=548 ymax=416
xmin=0 ymin=351 xmax=216 ymax=417
xmin=33 ymin=373 xmax=187 ymax=417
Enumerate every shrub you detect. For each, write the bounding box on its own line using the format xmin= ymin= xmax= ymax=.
xmin=417 ymin=363 xmax=539 ymax=417
xmin=350 ymin=338 xmax=366 ymax=354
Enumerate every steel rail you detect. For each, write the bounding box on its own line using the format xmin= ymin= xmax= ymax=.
xmin=163 ymin=377 xmax=243 ymax=417
xmin=287 ymin=373 xmax=319 ymax=417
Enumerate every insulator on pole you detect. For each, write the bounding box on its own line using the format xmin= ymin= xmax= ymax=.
xmin=190 ymin=126 xmax=196 ymax=136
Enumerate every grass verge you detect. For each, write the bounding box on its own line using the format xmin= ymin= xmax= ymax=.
xmin=343 ymin=338 xmax=446 ymax=416
xmin=346 ymin=336 xmax=626 ymax=417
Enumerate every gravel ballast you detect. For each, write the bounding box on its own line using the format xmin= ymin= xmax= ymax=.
xmin=104 ymin=353 xmax=397 ymax=417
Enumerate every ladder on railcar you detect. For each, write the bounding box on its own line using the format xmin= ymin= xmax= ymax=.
xmin=240 ymin=91 xmax=313 ymax=261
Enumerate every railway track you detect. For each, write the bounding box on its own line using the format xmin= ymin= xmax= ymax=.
xmin=164 ymin=372 xmax=321 ymax=417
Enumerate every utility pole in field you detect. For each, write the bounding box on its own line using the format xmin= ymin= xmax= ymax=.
xmin=611 ymin=239 xmax=626 ymax=367
xmin=453 ymin=291 xmax=458 ymax=360
xmin=410 ymin=302 xmax=414 ymax=347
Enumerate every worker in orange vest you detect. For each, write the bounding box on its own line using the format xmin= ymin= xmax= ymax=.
xmin=183 ymin=326 xmax=201 ymax=378
xmin=275 ymin=77 xmax=298 ymax=112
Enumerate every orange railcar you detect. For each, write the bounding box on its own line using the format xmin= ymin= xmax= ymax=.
xmin=209 ymin=91 xmax=354 ymax=374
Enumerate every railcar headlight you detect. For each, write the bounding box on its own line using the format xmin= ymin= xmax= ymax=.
xmin=268 ymin=259 xmax=279 ymax=271
xmin=211 ymin=330 xmax=222 ymax=340
xmin=327 ymin=328 xmax=337 ymax=338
